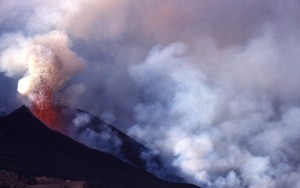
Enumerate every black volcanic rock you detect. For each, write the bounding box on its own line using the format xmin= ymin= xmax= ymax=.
xmin=0 ymin=106 xmax=199 ymax=188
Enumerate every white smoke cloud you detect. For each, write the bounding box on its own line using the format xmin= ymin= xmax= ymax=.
xmin=0 ymin=0 xmax=85 ymax=110
xmin=127 ymin=41 xmax=300 ymax=187
xmin=16 ymin=31 xmax=85 ymax=107
xmin=1 ymin=0 xmax=300 ymax=187
xmin=0 ymin=33 xmax=31 ymax=77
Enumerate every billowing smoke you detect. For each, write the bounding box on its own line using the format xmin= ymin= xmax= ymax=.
xmin=127 ymin=42 xmax=300 ymax=187
xmin=17 ymin=31 xmax=84 ymax=131
xmin=0 ymin=0 xmax=86 ymax=132
xmin=1 ymin=0 xmax=300 ymax=187
xmin=0 ymin=30 xmax=85 ymax=131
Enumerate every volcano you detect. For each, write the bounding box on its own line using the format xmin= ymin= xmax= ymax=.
xmin=0 ymin=106 xmax=200 ymax=188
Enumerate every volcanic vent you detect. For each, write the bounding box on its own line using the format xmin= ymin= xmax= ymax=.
xmin=16 ymin=31 xmax=85 ymax=133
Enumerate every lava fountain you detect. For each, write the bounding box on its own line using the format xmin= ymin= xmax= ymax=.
xmin=17 ymin=31 xmax=85 ymax=133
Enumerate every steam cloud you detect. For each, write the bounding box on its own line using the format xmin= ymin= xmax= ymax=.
xmin=17 ymin=31 xmax=84 ymax=107
xmin=1 ymin=0 xmax=300 ymax=187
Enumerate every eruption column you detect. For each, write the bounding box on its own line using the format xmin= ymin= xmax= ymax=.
xmin=17 ymin=31 xmax=85 ymax=133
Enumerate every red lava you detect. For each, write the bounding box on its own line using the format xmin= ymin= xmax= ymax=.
xmin=30 ymin=89 xmax=68 ymax=134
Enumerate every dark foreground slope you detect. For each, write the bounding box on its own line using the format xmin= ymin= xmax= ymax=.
xmin=0 ymin=106 xmax=199 ymax=188
xmin=68 ymin=107 xmax=167 ymax=172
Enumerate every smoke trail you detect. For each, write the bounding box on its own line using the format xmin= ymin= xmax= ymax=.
xmin=71 ymin=111 xmax=124 ymax=158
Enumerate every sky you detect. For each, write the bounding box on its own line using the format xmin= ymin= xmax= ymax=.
xmin=1 ymin=0 xmax=300 ymax=187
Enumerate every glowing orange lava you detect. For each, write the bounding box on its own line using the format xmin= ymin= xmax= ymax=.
xmin=30 ymin=89 xmax=68 ymax=134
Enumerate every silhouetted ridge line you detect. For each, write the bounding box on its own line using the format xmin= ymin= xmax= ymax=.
xmin=0 ymin=106 xmax=200 ymax=188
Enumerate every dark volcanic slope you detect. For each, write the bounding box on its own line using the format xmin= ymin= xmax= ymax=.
xmin=0 ymin=106 xmax=199 ymax=188
xmin=70 ymin=107 xmax=160 ymax=170
xmin=71 ymin=108 xmax=183 ymax=182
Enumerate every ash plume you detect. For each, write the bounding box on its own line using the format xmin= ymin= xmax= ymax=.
xmin=1 ymin=30 xmax=85 ymax=132
xmin=1 ymin=0 xmax=300 ymax=188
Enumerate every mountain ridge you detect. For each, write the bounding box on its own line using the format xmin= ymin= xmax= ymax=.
xmin=0 ymin=106 xmax=200 ymax=188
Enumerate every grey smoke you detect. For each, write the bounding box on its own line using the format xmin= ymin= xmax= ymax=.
xmin=1 ymin=0 xmax=300 ymax=187
xmin=72 ymin=111 xmax=123 ymax=158
xmin=127 ymin=42 xmax=300 ymax=187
